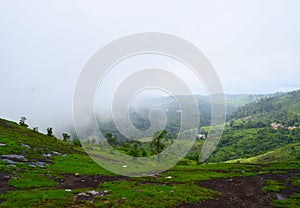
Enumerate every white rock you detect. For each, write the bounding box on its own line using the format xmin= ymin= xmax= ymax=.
xmin=165 ymin=176 xmax=172 ymax=179
xmin=88 ymin=190 xmax=99 ymax=195
xmin=78 ymin=192 xmax=89 ymax=196
xmin=65 ymin=189 xmax=72 ymax=192
xmin=122 ymin=165 xmax=127 ymax=168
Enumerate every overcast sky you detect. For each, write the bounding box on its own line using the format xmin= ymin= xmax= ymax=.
xmin=1 ymin=0 xmax=300 ymax=133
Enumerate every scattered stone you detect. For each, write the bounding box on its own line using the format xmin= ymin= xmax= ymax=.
xmin=118 ymin=197 xmax=127 ymax=203
xmin=42 ymin=153 xmax=52 ymax=157
xmin=78 ymin=192 xmax=89 ymax=197
xmin=165 ymin=176 xmax=172 ymax=179
xmin=123 ymin=165 xmax=127 ymax=168
xmin=65 ymin=189 xmax=72 ymax=192
xmin=1 ymin=159 xmax=16 ymax=164
xmin=29 ymin=161 xmax=47 ymax=167
xmin=21 ymin=143 xmax=30 ymax=149
xmin=1 ymin=154 xmax=27 ymax=163
xmin=74 ymin=190 xmax=107 ymax=203
xmin=52 ymin=151 xmax=60 ymax=155
xmin=276 ymin=193 xmax=285 ymax=200
xmin=88 ymin=190 xmax=99 ymax=195
xmin=0 ymin=143 xmax=6 ymax=147
xmin=75 ymin=172 xmax=80 ymax=177
xmin=226 ymin=178 xmax=234 ymax=182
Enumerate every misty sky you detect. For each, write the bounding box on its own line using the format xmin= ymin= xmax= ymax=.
xmin=1 ymin=0 xmax=300 ymax=133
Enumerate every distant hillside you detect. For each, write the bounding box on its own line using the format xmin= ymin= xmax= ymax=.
xmin=227 ymin=142 xmax=300 ymax=164
xmin=230 ymin=90 xmax=300 ymax=126
xmin=206 ymin=90 xmax=300 ymax=163
xmin=206 ymin=127 xmax=300 ymax=163
xmin=131 ymin=93 xmax=266 ymax=126
xmin=93 ymin=93 xmax=266 ymax=142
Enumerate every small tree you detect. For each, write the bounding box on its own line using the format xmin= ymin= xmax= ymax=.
xmin=19 ymin=117 xmax=28 ymax=127
xmin=105 ymin=133 xmax=118 ymax=147
xmin=150 ymin=130 xmax=168 ymax=164
xmin=47 ymin=127 xmax=53 ymax=137
xmin=128 ymin=140 xmax=141 ymax=157
xmin=62 ymin=133 xmax=71 ymax=143
xmin=72 ymin=138 xmax=82 ymax=147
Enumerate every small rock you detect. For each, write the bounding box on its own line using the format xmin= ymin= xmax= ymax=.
xmin=42 ymin=153 xmax=52 ymax=157
xmin=75 ymin=172 xmax=80 ymax=177
xmin=226 ymin=178 xmax=234 ymax=182
xmin=22 ymin=144 xmax=30 ymax=149
xmin=1 ymin=159 xmax=16 ymax=164
xmin=118 ymin=197 xmax=127 ymax=203
xmin=122 ymin=165 xmax=127 ymax=168
xmin=276 ymin=193 xmax=285 ymax=200
xmin=29 ymin=161 xmax=47 ymax=167
xmin=1 ymin=154 xmax=25 ymax=160
xmin=78 ymin=192 xmax=89 ymax=196
xmin=88 ymin=190 xmax=99 ymax=195
xmin=165 ymin=176 xmax=172 ymax=179
xmin=65 ymin=189 xmax=72 ymax=192
xmin=0 ymin=143 xmax=6 ymax=147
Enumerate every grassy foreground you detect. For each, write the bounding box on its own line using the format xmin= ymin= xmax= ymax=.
xmin=1 ymin=118 xmax=300 ymax=207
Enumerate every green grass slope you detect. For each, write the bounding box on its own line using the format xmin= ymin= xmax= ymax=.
xmin=0 ymin=118 xmax=80 ymax=160
xmin=230 ymin=89 xmax=300 ymax=126
xmin=228 ymin=142 xmax=300 ymax=164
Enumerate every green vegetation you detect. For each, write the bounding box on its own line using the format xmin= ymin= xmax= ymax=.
xmin=49 ymin=154 xmax=113 ymax=176
xmin=227 ymin=142 xmax=300 ymax=164
xmin=8 ymin=173 xmax=56 ymax=188
xmin=0 ymin=189 xmax=73 ymax=207
xmin=95 ymin=181 xmax=219 ymax=207
xmin=290 ymin=178 xmax=300 ymax=187
xmin=1 ymin=90 xmax=300 ymax=207
xmin=263 ymin=180 xmax=286 ymax=192
xmin=273 ymin=194 xmax=300 ymax=208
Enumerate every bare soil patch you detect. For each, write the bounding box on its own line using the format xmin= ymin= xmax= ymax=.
xmin=56 ymin=174 xmax=128 ymax=189
xmin=180 ymin=170 xmax=300 ymax=208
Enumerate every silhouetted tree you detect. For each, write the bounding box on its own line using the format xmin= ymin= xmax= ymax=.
xmin=62 ymin=133 xmax=71 ymax=142
xmin=19 ymin=117 xmax=28 ymax=127
xmin=47 ymin=127 xmax=53 ymax=137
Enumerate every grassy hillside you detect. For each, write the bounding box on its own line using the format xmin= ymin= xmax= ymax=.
xmin=0 ymin=118 xmax=81 ymax=160
xmin=201 ymin=90 xmax=300 ymax=163
xmin=1 ymin=117 xmax=299 ymax=207
xmin=206 ymin=127 xmax=300 ymax=163
xmin=230 ymin=90 xmax=300 ymax=126
xmin=227 ymin=142 xmax=300 ymax=164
